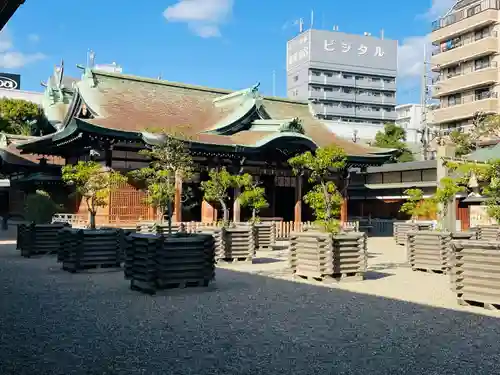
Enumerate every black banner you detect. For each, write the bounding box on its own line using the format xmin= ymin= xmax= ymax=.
xmin=0 ymin=73 xmax=20 ymax=90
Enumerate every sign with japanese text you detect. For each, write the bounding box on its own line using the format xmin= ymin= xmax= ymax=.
xmin=287 ymin=29 xmax=397 ymax=73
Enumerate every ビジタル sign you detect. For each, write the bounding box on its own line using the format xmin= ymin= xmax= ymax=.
xmin=0 ymin=73 xmax=20 ymax=90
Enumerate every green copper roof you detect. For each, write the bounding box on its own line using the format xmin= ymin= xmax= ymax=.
xmin=467 ymin=144 xmax=500 ymax=162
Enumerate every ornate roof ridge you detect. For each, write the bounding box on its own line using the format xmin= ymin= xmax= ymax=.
xmin=89 ymin=69 xmax=310 ymax=105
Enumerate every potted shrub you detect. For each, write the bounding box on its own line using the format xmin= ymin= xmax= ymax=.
xmin=237 ymin=174 xmax=274 ymax=251
xmin=201 ymin=167 xmax=255 ymax=262
xmin=59 ymin=161 xmax=126 ymax=271
xmin=287 ymin=145 xmax=367 ymax=281
xmin=18 ymin=190 xmax=69 ymax=257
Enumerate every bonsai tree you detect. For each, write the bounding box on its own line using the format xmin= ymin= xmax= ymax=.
xmin=24 ymin=190 xmax=60 ymax=224
xmin=62 ymin=161 xmax=126 ymax=229
xmin=288 ymin=145 xmax=346 ymax=233
xmin=238 ymin=175 xmax=269 ymax=223
xmin=129 ymin=132 xmax=193 ymax=233
xmin=399 ymin=188 xmax=437 ymax=222
xmin=201 ymin=167 xmax=248 ymax=226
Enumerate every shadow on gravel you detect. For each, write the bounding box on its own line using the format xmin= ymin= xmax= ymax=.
xmin=2 ymin=245 xmax=500 ymax=374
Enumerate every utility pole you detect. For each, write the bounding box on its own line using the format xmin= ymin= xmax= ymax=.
xmin=420 ymin=43 xmax=433 ymax=160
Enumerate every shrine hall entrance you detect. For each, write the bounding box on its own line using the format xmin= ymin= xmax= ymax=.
xmin=271 ymin=175 xmax=296 ymax=222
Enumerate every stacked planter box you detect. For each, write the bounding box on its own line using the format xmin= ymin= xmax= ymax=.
xmin=407 ymin=231 xmax=451 ymax=273
xmin=476 ymin=225 xmax=500 ymax=241
xmin=196 ymin=227 xmax=225 ymax=260
xmin=289 ymin=232 xmax=367 ymax=281
xmin=450 ymin=240 xmax=500 ymax=309
xmin=219 ymin=227 xmax=255 ymax=262
xmin=394 ymin=222 xmax=432 ymax=246
xmin=135 ymin=222 xmax=185 ymax=235
xmin=240 ymin=222 xmax=276 ymax=251
xmin=126 ymin=232 xmax=216 ymax=295
xmin=407 ymin=231 xmax=473 ymax=274
xmin=59 ymin=228 xmax=124 ymax=272
xmin=18 ymin=223 xmax=70 ymax=258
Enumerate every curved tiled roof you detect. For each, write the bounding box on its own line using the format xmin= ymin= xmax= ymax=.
xmin=74 ymin=70 xmax=382 ymax=156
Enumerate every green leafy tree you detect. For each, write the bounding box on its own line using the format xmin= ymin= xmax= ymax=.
xmin=201 ymin=167 xmax=248 ymax=225
xmin=399 ymin=188 xmax=437 ymax=221
xmin=479 ymin=159 xmax=500 ymax=223
xmin=24 ymin=190 xmax=60 ymax=224
xmin=237 ymin=175 xmax=269 ymax=222
xmin=62 ymin=161 xmax=126 ymax=229
xmin=448 ymin=113 xmax=500 ymax=157
xmin=280 ymin=118 xmax=305 ymax=134
xmin=129 ymin=132 xmax=193 ymax=233
xmin=372 ymin=123 xmax=414 ymax=163
xmin=288 ymin=145 xmax=346 ymax=233
xmin=0 ymin=98 xmax=50 ymax=135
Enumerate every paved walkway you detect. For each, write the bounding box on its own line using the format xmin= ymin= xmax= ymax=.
xmin=1 ymin=235 xmax=500 ymax=374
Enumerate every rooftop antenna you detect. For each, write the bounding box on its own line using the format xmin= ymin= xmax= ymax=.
xmin=158 ymin=72 xmax=162 ymax=80
xmin=299 ymin=18 xmax=304 ymax=33
xmin=310 ymin=10 xmax=314 ymax=29
xmin=380 ymin=29 xmax=384 ymax=39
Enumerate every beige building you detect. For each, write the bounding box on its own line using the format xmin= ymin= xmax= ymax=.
xmin=430 ymin=0 xmax=500 ymax=131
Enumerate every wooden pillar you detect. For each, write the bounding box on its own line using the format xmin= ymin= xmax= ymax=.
xmin=341 ymin=197 xmax=348 ymax=223
xmin=201 ymin=200 xmax=217 ymax=223
xmin=294 ymin=176 xmax=302 ymax=223
xmin=173 ymin=174 xmax=182 ymax=222
xmin=233 ymin=187 xmax=241 ymax=222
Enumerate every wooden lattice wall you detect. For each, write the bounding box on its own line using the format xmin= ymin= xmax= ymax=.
xmin=108 ymin=181 xmax=154 ymax=222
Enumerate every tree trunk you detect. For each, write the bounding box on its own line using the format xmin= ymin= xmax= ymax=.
xmin=89 ymin=211 xmax=96 ymax=229
xmin=252 ymin=208 xmax=256 ymax=221
xmin=166 ymin=201 xmax=173 ymax=235
xmin=220 ymin=200 xmax=229 ymax=226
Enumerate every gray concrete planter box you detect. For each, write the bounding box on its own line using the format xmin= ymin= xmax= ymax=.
xmin=219 ymin=227 xmax=255 ymax=262
xmin=289 ymin=232 xmax=367 ymax=281
xmin=475 ymin=225 xmax=500 ymax=241
xmin=59 ymin=228 xmax=124 ymax=272
xmin=18 ymin=223 xmax=70 ymax=258
xmin=394 ymin=222 xmax=432 ymax=246
xmin=408 ymin=231 xmax=473 ymax=274
xmin=125 ymin=232 xmax=215 ymax=294
xmin=450 ymin=240 xmax=500 ymax=309
xmin=135 ymin=222 xmax=185 ymax=235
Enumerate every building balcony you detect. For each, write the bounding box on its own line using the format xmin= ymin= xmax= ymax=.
xmin=309 ymin=90 xmax=356 ymax=102
xmin=431 ymin=3 xmax=499 ymax=43
xmin=311 ymin=102 xmax=356 ymax=117
xmin=431 ymin=94 xmax=499 ymax=124
xmin=355 ymin=78 xmax=396 ymax=91
xmin=355 ymin=108 xmax=397 ymax=121
xmin=310 ymin=75 xmax=356 ymax=87
xmin=432 ymin=63 xmax=498 ymax=97
xmin=356 ymin=93 xmax=397 ymax=106
xmin=431 ymin=33 xmax=498 ymax=70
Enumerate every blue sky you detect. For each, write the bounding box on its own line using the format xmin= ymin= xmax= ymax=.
xmin=3 ymin=0 xmax=454 ymax=104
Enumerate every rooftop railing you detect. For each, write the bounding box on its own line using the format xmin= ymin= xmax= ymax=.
xmin=432 ymin=0 xmax=500 ymax=31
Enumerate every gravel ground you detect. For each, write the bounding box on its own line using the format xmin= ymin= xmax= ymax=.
xmin=2 ymin=236 xmax=500 ymax=374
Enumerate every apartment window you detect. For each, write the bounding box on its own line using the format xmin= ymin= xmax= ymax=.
xmin=343 ymin=88 xmax=353 ymax=94
xmin=292 ymin=89 xmax=298 ymax=96
xmin=373 ymin=92 xmax=381 ymax=97
xmin=324 ymin=72 xmax=333 ymax=77
xmin=311 ymin=70 xmax=321 ymax=76
xmin=475 ymin=27 xmax=489 ymax=41
xmin=447 ymin=65 xmax=459 ymax=77
xmin=312 ymin=86 xmax=321 ymax=91
xmin=475 ymin=88 xmax=491 ymax=100
xmin=383 ymin=78 xmax=394 ymax=83
xmin=293 ymin=75 xmax=299 ymax=82
xmin=324 ymin=87 xmax=333 ymax=92
xmin=475 ymin=56 xmax=490 ymax=70
xmin=467 ymin=4 xmax=481 ymax=18
xmin=371 ymin=77 xmax=381 ymax=82
xmin=448 ymin=93 xmax=461 ymax=106
xmin=343 ymin=74 xmax=353 ymax=79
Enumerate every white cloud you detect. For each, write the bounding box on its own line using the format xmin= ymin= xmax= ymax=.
xmin=397 ymin=1 xmax=456 ymax=92
xmin=163 ymin=0 xmax=233 ymax=38
xmin=28 ymin=33 xmax=40 ymax=43
xmin=422 ymin=0 xmax=456 ymax=20
xmin=0 ymin=29 xmax=45 ymax=69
